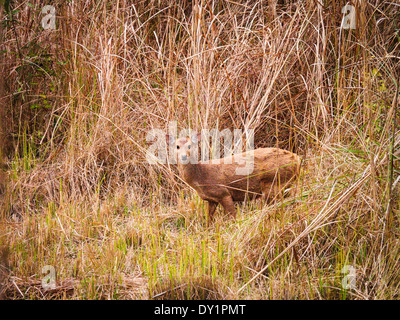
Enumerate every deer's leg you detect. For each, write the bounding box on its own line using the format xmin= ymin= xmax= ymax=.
xmin=219 ymin=195 xmax=236 ymax=218
xmin=261 ymin=182 xmax=275 ymax=203
xmin=262 ymin=181 xmax=286 ymax=204
xmin=207 ymin=201 xmax=218 ymax=220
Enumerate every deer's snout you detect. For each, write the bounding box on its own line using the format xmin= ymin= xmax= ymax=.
xmin=181 ymin=154 xmax=188 ymax=161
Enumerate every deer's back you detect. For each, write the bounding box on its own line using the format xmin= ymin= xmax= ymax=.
xmin=190 ymin=148 xmax=300 ymax=202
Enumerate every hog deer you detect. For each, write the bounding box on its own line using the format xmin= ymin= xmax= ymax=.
xmin=168 ymin=133 xmax=300 ymax=220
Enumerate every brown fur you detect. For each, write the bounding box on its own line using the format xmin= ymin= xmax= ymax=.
xmin=170 ymin=135 xmax=301 ymax=220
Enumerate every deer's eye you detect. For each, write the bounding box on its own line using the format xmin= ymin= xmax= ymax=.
xmin=177 ymin=146 xmax=180 ymax=149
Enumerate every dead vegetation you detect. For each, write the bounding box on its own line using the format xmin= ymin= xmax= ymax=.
xmin=0 ymin=0 xmax=399 ymax=299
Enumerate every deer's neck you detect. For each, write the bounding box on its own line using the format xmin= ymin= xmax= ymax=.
xmin=178 ymin=162 xmax=201 ymax=184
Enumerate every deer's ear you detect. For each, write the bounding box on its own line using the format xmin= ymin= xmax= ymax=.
xmin=166 ymin=134 xmax=175 ymax=145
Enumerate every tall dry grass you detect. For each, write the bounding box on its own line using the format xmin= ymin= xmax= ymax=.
xmin=0 ymin=0 xmax=399 ymax=299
